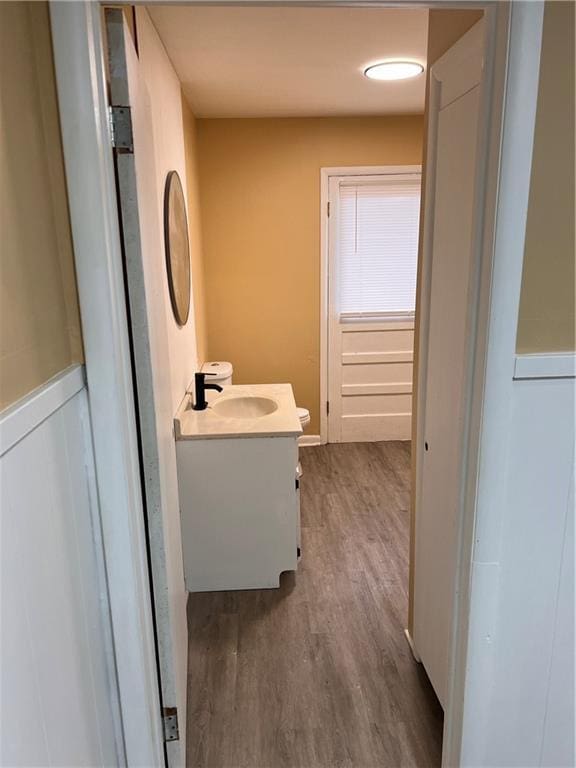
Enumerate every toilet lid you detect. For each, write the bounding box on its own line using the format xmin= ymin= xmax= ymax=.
xmin=297 ymin=407 xmax=310 ymax=423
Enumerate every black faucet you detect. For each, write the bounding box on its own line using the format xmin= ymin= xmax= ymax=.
xmin=192 ymin=372 xmax=223 ymax=411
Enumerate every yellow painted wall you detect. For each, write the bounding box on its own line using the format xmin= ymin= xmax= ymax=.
xmin=197 ymin=116 xmax=423 ymax=433
xmin=517 ymin=0 xmax=575 ymax=353
xmin=0 ymin=2 xmax=83 ymax=411
xmin=182 ymin=95 xmax=208 ymax=364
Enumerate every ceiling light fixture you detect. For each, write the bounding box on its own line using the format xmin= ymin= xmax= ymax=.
xmin=363 ymin=61 xmax=424 ymax=81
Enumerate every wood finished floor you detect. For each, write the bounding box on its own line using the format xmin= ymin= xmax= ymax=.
xmin=186 ymin=441 xmax=443 ymax=768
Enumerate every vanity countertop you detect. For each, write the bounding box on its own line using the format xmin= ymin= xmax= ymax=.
xmin=174 ymin=383 xmax=303 ymax=440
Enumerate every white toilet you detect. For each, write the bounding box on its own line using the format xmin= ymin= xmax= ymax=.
xmin=201 ymin=361 xmax=309 ymax=432
xmin=297 ymin=407 xmax=310 ymax=431
xmin=201 ymin=360 xmax=233 ymax=389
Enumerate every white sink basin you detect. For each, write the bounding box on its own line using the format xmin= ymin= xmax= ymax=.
xmin=211 ymin=395 xmax=279 ymax=419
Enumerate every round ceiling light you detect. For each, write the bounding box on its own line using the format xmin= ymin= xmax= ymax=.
xmin=363 ymin=61 xmax=424 ymax=81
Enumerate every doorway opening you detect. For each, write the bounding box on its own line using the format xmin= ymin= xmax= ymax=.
xmin=103 ymin=6 xmax=486 ymax=766
xmin=52 ymin=0 xmax=528 ymax=765
xmin=322 ymin=165 xmax=422 ymax=444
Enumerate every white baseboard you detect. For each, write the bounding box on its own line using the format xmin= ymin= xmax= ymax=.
xmin=298 ymin=434 xmax=322 ymax=447
xmin=404 ymin=628 xmax=421 ymax=663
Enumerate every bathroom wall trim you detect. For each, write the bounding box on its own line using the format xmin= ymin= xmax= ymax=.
xmin=0 ymin=364 xmax=85 ymax=457
xmin=514 ymin=352 xmax=576 ymax=380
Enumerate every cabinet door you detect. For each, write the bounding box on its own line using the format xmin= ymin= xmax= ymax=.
xmin=178 ymin=437 xmax=299 ymax=591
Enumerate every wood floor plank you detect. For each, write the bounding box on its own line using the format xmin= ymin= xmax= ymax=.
xmin=187 ymin=441 xmax=443 ymax=767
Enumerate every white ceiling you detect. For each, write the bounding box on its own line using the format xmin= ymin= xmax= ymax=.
xmin=146 ymin=7 xmax=428 ymax=118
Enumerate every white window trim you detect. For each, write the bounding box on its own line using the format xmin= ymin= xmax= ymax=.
xmin=320 ymin=165 xmax=422 ymax=446
xmin=340 ymin=311 xmax=416 ymax=323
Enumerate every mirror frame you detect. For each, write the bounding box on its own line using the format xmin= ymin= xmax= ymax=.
xmin=163 ymin=170 xmax=191 ymax=326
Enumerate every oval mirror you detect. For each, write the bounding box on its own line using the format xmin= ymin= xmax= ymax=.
xmin=163 ymin=170 xmax=191 ymax=326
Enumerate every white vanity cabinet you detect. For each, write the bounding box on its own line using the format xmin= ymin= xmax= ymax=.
xmin=177 ymin=435 xmax=300 ymax=591
xmin=174 ymin=384 xmax=302 ymax=592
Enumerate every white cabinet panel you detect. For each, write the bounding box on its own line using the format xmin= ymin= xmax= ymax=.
xmin=177 ymin=436 xmax=300 ymax=592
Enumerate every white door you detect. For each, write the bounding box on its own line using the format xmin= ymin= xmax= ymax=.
xmin=327 ymin=170 xmax=421 ymax=442
xmin=105 ymin=10 xmax=188 ymax=765
xmin=413 ymin=20 xmax=485 ymax=707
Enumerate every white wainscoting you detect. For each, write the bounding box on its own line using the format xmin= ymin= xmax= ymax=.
xmin=0 ymin=367 xmax=122 ymax=767
xmin=464 ymin=353 xmax=575 ymax=766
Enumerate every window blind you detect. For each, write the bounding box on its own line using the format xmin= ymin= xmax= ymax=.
xmin=337 ymin=178 xmax=421 ymax=318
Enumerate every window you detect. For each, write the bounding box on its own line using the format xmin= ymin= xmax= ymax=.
xmin=337 ymin=176 xmax=421 ymax=319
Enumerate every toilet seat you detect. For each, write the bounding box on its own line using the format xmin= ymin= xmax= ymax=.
xmin=297 ymin=407 xmax=310 ymax=428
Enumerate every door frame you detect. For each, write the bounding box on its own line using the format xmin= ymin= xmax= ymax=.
xmin=48 ymin=2 xmax=544 ymax=766
xmin=49 ymin=4 xmax=165 ymax=766
xmin=320 ymin=165 xmax=422 ymax=445
xmin=445 ymin=6 xmax=545 ymax=761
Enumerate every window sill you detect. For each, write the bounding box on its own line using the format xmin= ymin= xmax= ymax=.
xmin=340 ymin=312 xmax=416 ymax=324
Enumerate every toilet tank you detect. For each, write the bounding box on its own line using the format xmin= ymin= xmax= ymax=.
xmin=201 ymin=361 xmax=233 ymax=387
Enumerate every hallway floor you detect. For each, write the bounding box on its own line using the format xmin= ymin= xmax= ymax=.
xmin=186 ymin=441 xmax=443 ymax=767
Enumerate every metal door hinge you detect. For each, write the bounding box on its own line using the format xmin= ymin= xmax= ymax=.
xmin=108 ymin=105 xmax=134 ymax=153
xmin=326 ymin=401 xmax=330 ymax=415
xmin=327 ymin=201 xmax=331 ymax=217
xmin=162 ymin=707 xmax=179 ymax=742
